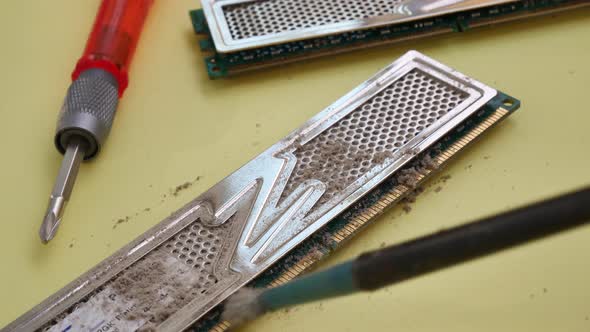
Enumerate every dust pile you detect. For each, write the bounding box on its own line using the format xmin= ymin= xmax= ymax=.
xmin=372 ymin=151 xmax=393 ymax=164
xmin=171 ymin=176 xmax=202 ymax=197
xmin=112 ymin=216 xmax=130 ymax=229
xmin=107 ymin=249 xmax=203 ymax=331
xmin=395 ymin=153 xmax=440 ymax=213
xmin=172 ymin=182 xmax=192 ymax=196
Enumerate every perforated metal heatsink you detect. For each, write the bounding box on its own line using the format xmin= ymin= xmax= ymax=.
xmin=282 ymin=69 xmax=467 ymax=206
xmin=3 ymin=51 xmax=519 ymax=332
xmin=223 ymin=0 xmax=406 ymax=40
xmin=193 ymin=0 xmax=590 ymax=78
xmin=202 ymin=0 xmax=516 ymax=52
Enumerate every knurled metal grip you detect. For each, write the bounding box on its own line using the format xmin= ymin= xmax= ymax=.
xmin=55 ymin=68 xmax=119 ymax=159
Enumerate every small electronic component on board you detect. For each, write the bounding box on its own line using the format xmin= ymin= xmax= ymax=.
xmin=191 ymin=0 xmax=589 ymax=78
xmin=5 ymin=51 xmax=519 ymax=332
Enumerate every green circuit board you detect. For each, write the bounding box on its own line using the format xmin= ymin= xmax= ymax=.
xmin=187 ymin=92 xmax=521 ymax=331
xmin=190 ymin=0 xmax=588 ymax=79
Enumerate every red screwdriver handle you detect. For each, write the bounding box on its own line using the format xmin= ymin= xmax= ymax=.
xmin=72 ymin=0 xmax=154 ymax=96
xmin=39 ymin=0 xmax=155 ymax=243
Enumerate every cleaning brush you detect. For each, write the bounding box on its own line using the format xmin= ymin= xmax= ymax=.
xmin=222 ymin=187 xmax=590 ymax=326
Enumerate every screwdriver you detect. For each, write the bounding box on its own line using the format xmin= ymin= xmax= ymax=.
xmin=40 ymin=0 xmax=154 ymax=244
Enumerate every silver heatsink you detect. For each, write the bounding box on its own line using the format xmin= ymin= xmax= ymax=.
xmin=201 ymin=0 xmax=516 ymax=52
xmin=4 ymin=51 xmax=511 ymax=332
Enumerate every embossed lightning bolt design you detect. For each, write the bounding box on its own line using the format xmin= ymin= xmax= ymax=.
xmin=232 ymin=148 xmax=326 ymax=266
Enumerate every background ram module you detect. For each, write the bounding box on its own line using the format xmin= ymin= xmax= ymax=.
xmin=190 ymin=0 xmax=590 ymax=78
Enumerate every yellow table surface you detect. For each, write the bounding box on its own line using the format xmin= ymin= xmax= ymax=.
xmin=1 ymin=1 xmax=590 ymax=331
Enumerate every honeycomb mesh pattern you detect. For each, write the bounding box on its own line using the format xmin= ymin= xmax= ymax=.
xmin=222 ymin=0 xmax=403 ymax=40
xmin=282 ymin=69 xmax=467 ymax=205
xmin=163 ymin=221 xmax=226 ymax=289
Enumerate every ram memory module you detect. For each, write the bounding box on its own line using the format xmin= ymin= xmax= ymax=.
xmin=191 ymin=0 xmax=589 ymax=79
xmin=4 ymin=51 xmax=519 ymax=332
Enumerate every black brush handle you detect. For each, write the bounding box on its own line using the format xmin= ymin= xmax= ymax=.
xmin=353 ymin=187 xmax=590 ymax=290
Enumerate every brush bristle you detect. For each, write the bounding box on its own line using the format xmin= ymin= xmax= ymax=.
xmin=222 ymin=288 xmax=266 ymax=326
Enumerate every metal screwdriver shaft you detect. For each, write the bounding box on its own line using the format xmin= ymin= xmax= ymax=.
xmin=40 ymin=139 xmax=86 ymax=243
xmin=38 ymin=0 xmax=153 ymax=243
